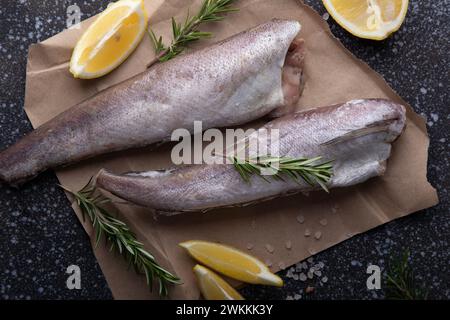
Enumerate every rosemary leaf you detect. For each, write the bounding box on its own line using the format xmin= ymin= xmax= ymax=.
xmin=231 ymin=156 xmax=333 ymax=192
xmin=61 ymin=179 xmax=181 ymax=296
xmin=148 ymin=0 xmax=238 ymax=66
xmin=386 ymin=250 xmax=428 ymax=300
xmin=148 ymin=29 xmax=165 ymax=54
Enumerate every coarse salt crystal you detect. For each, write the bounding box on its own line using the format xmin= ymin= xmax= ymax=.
xmin=285 ymin=240 xmax=292 ymax=250
xmin=265 ymin=244 xmax=275 ymax=253
xmin=296 ymin=215 xmax=305 ymax=224
xmin=331 ymin=204 xmax=339 ymax=213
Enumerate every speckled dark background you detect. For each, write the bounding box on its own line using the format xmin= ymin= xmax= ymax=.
xmin=0 ymin=0 xmax=448 ymax=300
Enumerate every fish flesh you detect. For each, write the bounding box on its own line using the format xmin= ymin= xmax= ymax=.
xmin=0 ymin=19 xmax=304 ymax=185
xmin=96 ymin=99 xmax=407 ymax=214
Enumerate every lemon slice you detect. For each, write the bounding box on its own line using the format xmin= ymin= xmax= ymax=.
xmin=180 ymin=240 xmax=283 ymax=287
xmin=194 ymin=265 xmax=244 ymax=300
xmin=322 ymin=0 xmax=408 ymax=40
xmin=70 ymin=0 xmax=148 ymax=79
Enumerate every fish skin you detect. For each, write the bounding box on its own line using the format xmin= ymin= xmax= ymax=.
xmin=0 ymin=19 xmax=303 ymax=185
xmin=96 ymin=99 xmax=407 ymax=215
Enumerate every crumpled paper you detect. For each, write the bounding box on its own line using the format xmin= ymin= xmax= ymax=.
xmin=23 ymin=0 xmax=438 ymax=299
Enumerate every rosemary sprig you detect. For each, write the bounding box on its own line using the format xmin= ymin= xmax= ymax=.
xmin=148 ymin=0 xmax=238 ymax=66
xmin=231 ymin=156 xmax=333 ymax=192
xmin=61 ymin=178 xmax=181 ymax=296
xmin=385 ymin=250 xmax=428 ymax=300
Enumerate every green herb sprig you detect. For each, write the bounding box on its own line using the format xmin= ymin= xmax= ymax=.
xmin=231 ymin=156 xmax=333 ymax=192
xmin=386 ymin=250 xmax=428 ymax=300
xmin=148 ymin=0 xmax=238 ymax=66
xmin=61 ymin=178 xmax=181 ymax=296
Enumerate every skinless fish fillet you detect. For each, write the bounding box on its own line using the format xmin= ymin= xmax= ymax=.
xmin=0 ymin=19 xmax=304 ymax=185
xmin=96 ymin=99 xmax=407 ymax=215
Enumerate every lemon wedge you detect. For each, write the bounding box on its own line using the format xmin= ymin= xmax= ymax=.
xmin=70 ymin=0 xmax=148 ymax=79
xmin=194 ymin=265 xmax=244 ymax=300
xmin=322 ymin=0 xmax=408 ymax=40
xmin=180 ymin=240 xmax=283 ymax=287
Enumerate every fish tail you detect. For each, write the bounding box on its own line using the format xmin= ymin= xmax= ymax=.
xmin=0 ymin=147 xmax=24 ymax=186
xmin=95 ymin=168 xmax=112 ymax=190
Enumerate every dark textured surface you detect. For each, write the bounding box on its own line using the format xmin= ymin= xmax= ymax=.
xmin=0 ymin=0 xmax=448 ymax=300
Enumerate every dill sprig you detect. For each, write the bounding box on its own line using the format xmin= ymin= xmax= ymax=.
xmin=386 ymin=250 xmax=428 ymax=300
xmin=61 ymin=178 xmax=181 ymax=296
xmin=148 ymin=0 xmax=238 ymax=66
xmin=231 ymin=156 xmax=333 ymax=192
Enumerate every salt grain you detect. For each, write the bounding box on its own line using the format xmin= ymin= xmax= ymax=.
xmin=314 ymin=231 xmax=322 ymax=240
xmin=321 ymin=276 xmax=328 ymax=283
xmin=296 ymin=215 xmax=305 ymax=224
xmin=285 ymin=240 xmax=292 ymax=250
xmin=307 ymin=257 xmax=314 ymax=263
xmin=308 ymin=248 xmax=317 ymax=255
xmin=307 ymin=271 xmax=314 ymax=279
xmin=322 ymin=12 xmax=330 ymax=20
xmin=331 ymin=204 xmax=339 ymax=213
xmin=314 ymin=270 xmax=322 ymax=277
xmin=246 ymin=243 xmax=254 ymax=250
xmin=265 ymin=244 xmax=275 ymax=253
xmin=304 ymin=229 xmax=311 ymax=237
xmin=278 ymin=261 xmax=286 ymax=270
xmin=299 ymin=273 xmax=307 ymax=281
xmin=319 ymin=218 xmax=328 ymax=226
xmin=294 ymin=294 xmax=301 ymax=300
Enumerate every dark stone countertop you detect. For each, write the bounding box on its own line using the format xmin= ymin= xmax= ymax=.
xmin=0 ymin=0 xmax=448 ymax=300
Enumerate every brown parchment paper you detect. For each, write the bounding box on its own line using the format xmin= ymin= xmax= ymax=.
xmin=23 ymin=0 xmax=438 ymax=299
